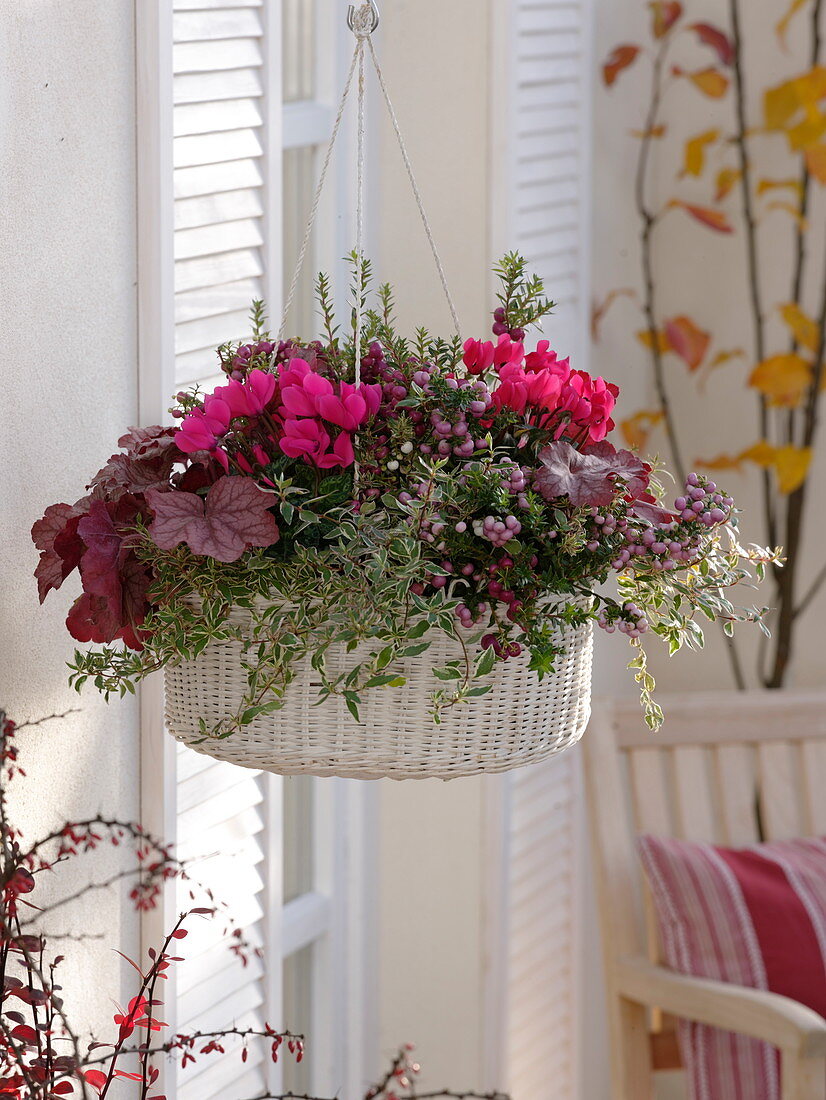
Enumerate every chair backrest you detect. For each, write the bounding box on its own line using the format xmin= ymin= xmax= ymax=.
xmin=584 ymin=691 xmax=826 ymax=966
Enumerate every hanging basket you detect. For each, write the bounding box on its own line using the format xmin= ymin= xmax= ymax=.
xmin=164 ymin=606 xmax=594 ymax=781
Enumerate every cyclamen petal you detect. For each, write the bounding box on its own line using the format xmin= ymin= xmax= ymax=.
xmin=281 ymin=387 xmax=317 ymax=417
xmin=317 ymin=394 xmax=358 ymax=431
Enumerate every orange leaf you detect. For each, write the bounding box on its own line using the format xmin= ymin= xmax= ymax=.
xmin=650 ymin=1 xmax=683 ymax=38
xmin=688 ymin=23 xmax=734 ymax=66
xmin=603 ymin=45 xmax=641 ymax=87
xmin=674 ymin=66 xmax=730 ymax=98
xmin=680 ymin=129 xmax=720 ymax=177
xmin=715 ymin=168 xmax=742 ymax=201
xmin=777 ymin=0 xmax=811 ymax=49
xmin=748 ymin=353 xmax=812 ymax=406
xmin=696 ymin=453 xmax=744 ymax=472
xmin=636 ymin=328 xmax=671 ymax=354
xmin=664 ymin=315 xmax=711 ymax=370
xmin=591 ymin=288 xmax=636 ymax=341
xmin=621 ymin=410 xmax=664 ymax=451
xmin=765 ymin=200 xmax=809 ymax=230
xmin=630 ymin=125 xmax=667 ymax=139
xmin=757 ymin=177 xmax=804 ymax=199
xmin=740 ymin=440 xmax=778 ymax=468
xmin=772 ymin=445 xmax=813 ymax=493
xmin=805 ymin=142 xmax=826 ymax=183
xmin=669 ymin=200 xmax=735 ymax=233
xmin=779 ymin=303 xmax=820 ymax=353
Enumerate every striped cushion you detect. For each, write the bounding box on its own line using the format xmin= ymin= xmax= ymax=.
xmin=638 ymin=835 xmax=826 ymax=1100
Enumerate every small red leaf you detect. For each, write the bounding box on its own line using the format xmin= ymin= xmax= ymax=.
xmin=83 ymin=1070 xmax=108 ymax=1094
xmin=689 ymin=22 xmax=734 ymax=66
xmin=603 ymin=45 xmax=640 ymax=87
xmin=170 ymin=929 xmax=188 ymax=939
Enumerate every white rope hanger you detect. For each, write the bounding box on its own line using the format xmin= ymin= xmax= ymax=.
xmin=277 ymin=0 xmax=463 ymax=385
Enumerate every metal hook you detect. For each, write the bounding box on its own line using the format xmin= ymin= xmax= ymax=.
xmin=347 ymin=0 xmax=380 ymax=35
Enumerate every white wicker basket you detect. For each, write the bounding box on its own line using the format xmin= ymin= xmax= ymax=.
xmin=164 ymin=608 xmax=594 ymax=780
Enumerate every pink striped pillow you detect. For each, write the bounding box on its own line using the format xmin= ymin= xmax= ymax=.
xmin=637 ymin=835 xmax=826 ymax=1100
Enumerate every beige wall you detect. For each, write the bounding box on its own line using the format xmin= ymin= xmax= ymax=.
xmin=374 ymin=1 xmax=493 ymax=1090
xmin=0 ymin=0 xmax=140 ymax=1039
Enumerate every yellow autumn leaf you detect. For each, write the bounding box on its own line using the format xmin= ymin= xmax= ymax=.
xmin=676 ymin=66 xmax=730 ymax=98
xmin=636 ymin=328 xmax=671 ymax=354
xmin=709 ymin=348 xmax=746 ymax=368
xmin=740 ymin=440 xmax=778 ymax=468
xmin=779 ymin=302 xmax=820 ymax=353
xmin=765 ymin=66 xmax=826 ymax=130
xmin=749 ymin=353 xmax=812 ymax=406
xmin=757 ymin=178 xmax=804 ymax=199
xmin=765 ymin=200 xmax=809 ymax=230
xmin=696 ymin=453 xmax=745 ymax=472
xmin=621 ymin=410 xmax=664 ymax=451
xmin=715 ymin=168 xmax=741 ymax=201
xmin=772 ymin=445 xmax=813 ymax=493
xmin=805 ymin=142 xmax=826 ymax=183
xmin=777 ymin=0 xmax=811 ymax=48
xmin=788 ymin=110 xmax=826 ymax=150
xmin=681 ymin=129 xmax=720 ymax=177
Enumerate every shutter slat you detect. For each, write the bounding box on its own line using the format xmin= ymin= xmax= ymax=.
xmin=174 ymin=9 xmax=262 ymax=42
xmin=175 ymin=247 xmax=264 ymax=292
xmin=175 ymin=98 xmax=263 ymax=138
xmin=175 ymin=308 xmax=254 ymax=354
xmin=175 ymin=158 xmax=264 ymax=199
xmin=175 ymin=278 xmax=263 ymax=323
xmin=175 ymin=67 xmax=264 ymax=104
xmin=175 ymin=0 xmax=263 ymax=8
xmin=175 ymin=187 xmax=264 ymax=231
xmin=174 ymin=38 xmax=263 ymax=74
xmin=174 ymin=217 xmax=264 ymax=260
xmin=174 ymin=129 xmax=263 ymax=169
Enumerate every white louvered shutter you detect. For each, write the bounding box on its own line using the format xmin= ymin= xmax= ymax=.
xmin=171 ymin=7 xmax=276 ymax=1097
xmin=489 ymin=2 xmax=591 ymax=1099
xmin=163 ymin=6 xmax=370 ymax=1100
xmin=493 ymin=0 xmax=591 ymax=368
xmin=172 ymin=0 xmax=271 ymax=390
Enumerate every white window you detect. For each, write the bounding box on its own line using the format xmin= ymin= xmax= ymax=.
xmin=137 ymin=3 xmax=375 ymax=1096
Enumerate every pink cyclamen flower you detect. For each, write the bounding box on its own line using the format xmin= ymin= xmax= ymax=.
xmin=279 ymin=418 xmax=331 ymax=461
xmin=462 ymin=338 xmax=496 ymax=376
xmin=525 ymin=340 xmax=571 ymax=380
xmin=175 ymin=397 xmax=232 ymax=471
xmin=492 ymin=335 xmax=525 ymax=370
xmin=214 ymin=368 xmax=277 ymax=418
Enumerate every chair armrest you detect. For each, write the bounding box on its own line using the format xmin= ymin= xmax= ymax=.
xmin=616 ymin=957 xmax=826 ymax=1058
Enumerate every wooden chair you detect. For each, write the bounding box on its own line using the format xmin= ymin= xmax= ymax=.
xmin=584 ymin=691 xmax=826 ymax=1100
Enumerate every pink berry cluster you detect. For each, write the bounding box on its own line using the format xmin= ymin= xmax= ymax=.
xmin=675 ymin=473 xmax=734 ymax=527
xmin=597 ymin=601 xmax=650 ymax=638
xmin=611 ymin=474 xmax=733 ymax=573
xmin=474 ymin=514 xmax=523 ymax=547
xmin=586 ymin=507 xmax=624 ymax=552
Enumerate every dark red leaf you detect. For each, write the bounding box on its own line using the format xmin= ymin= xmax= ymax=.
xmin=147 ymin=478 xmax=279 ymax=563
xmin=689 ymin=22 xmax=734 ymax=65
xmin=31 ymin=503 xmax=86 ymax=603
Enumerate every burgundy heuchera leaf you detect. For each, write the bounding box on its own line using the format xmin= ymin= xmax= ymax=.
xmin=535 ymin=441 xmax=651 ymax=508
xmin=146 ymin=477 xmax=279 ymax=563
xmin=31 ymin=502 xmax=87 ymax=602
